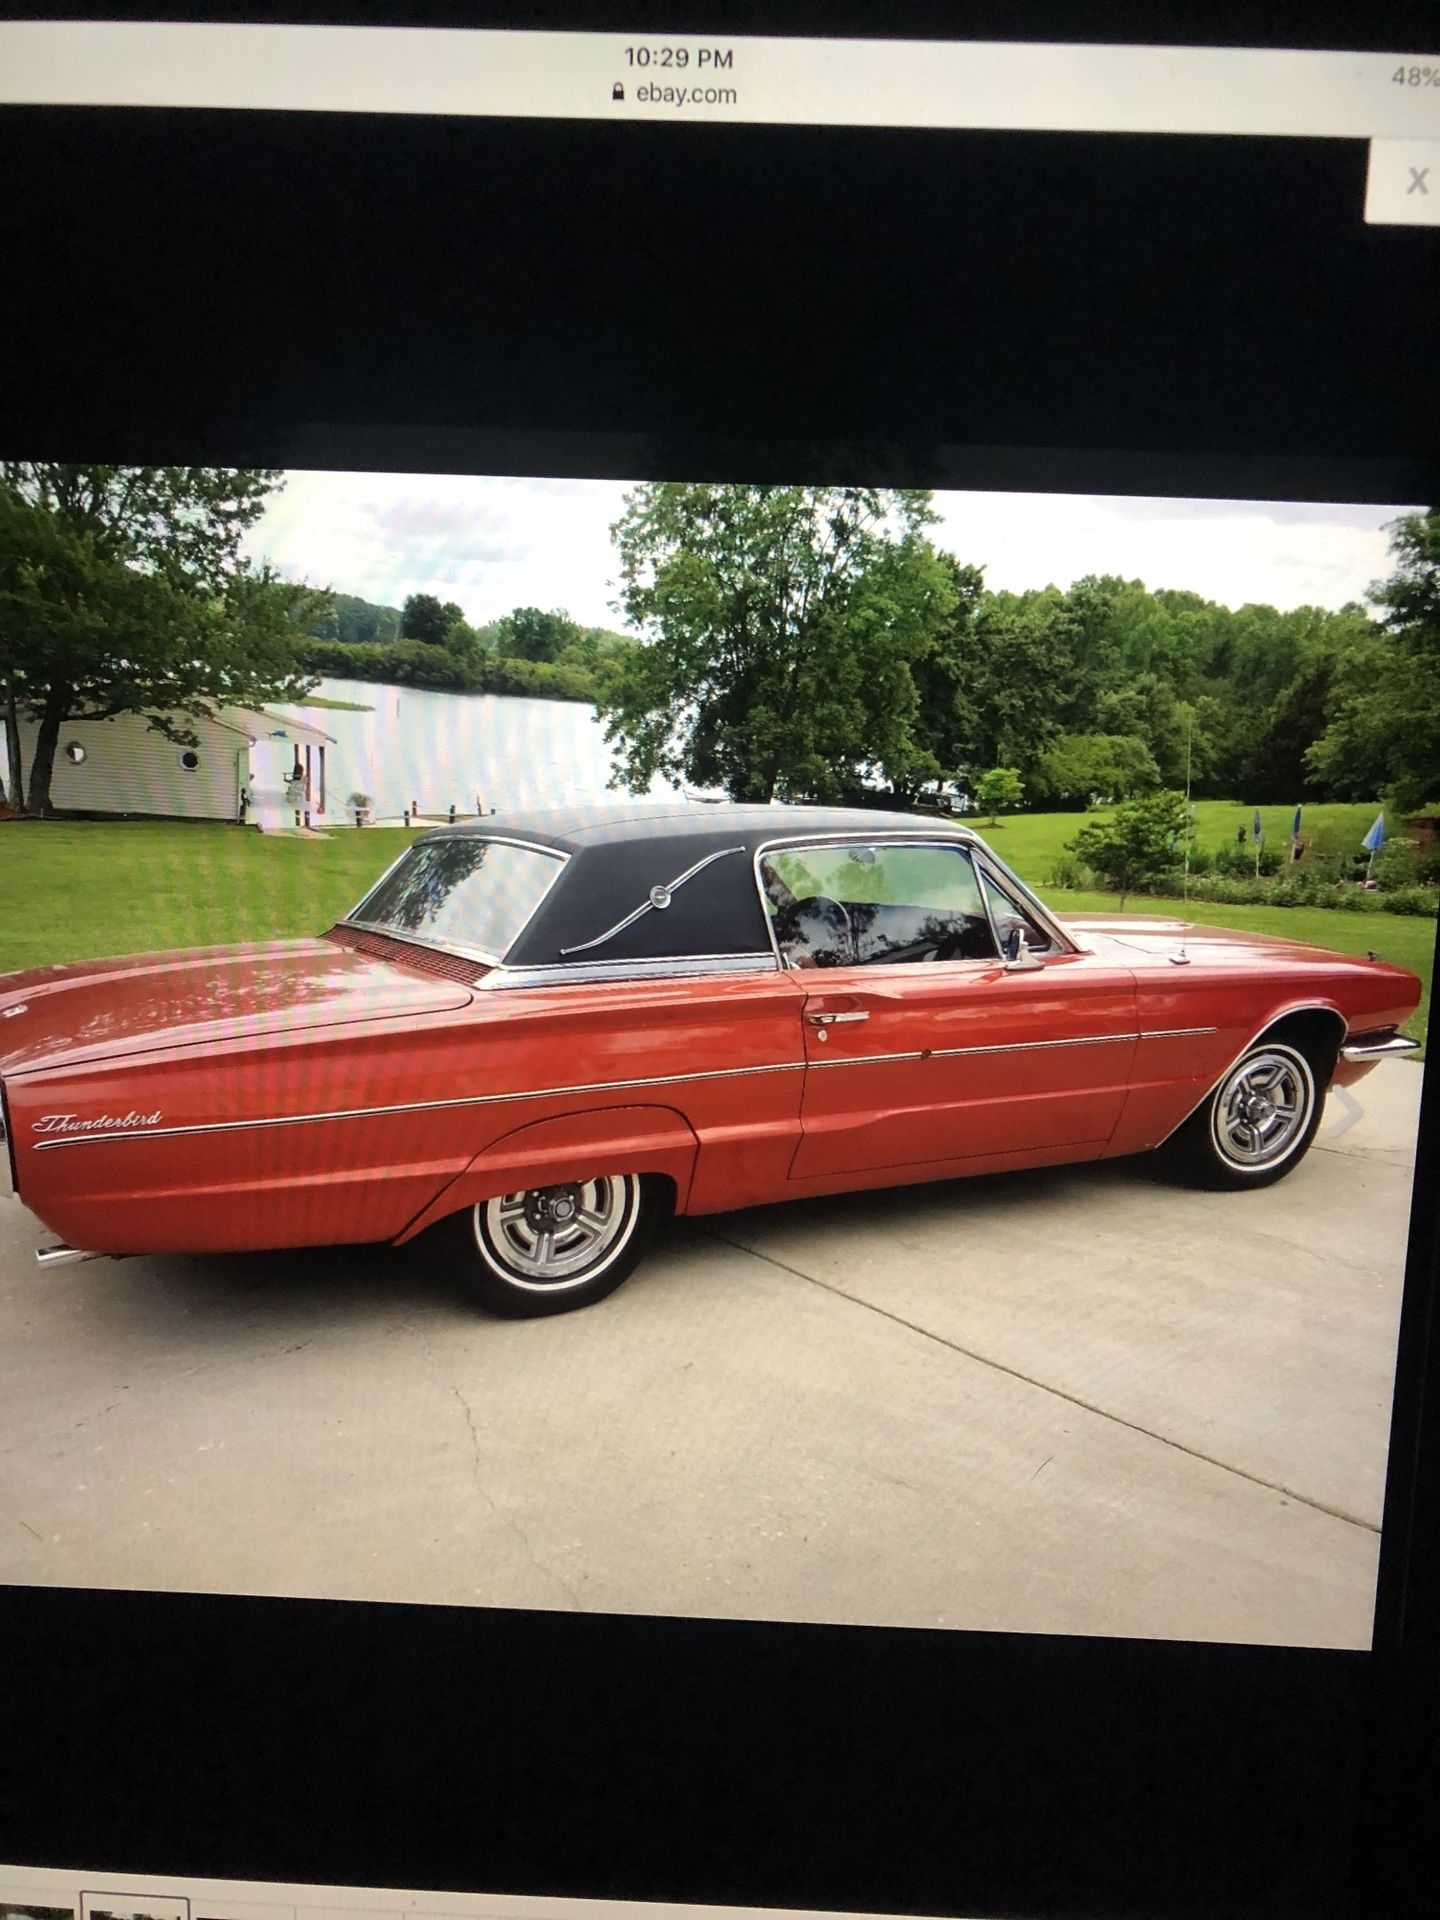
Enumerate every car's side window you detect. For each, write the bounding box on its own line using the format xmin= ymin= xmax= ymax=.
xmin=759 ymin=842 xmax=999 ymax=969
xmin=979 ymin=866 xmax=1057 ymax=954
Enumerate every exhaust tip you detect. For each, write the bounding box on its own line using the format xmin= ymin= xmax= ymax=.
xmin=35 ymin=1242 xmax=103 ymax=1270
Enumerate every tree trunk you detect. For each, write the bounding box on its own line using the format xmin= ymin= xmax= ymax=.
xmin=2 ymin=685 xmax=25 ymax=815
xmin=25 ymin=695 xmax=67 ymax=818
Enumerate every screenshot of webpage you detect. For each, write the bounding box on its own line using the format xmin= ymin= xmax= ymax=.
xmin=0 ymin=16 xmax=1436 ymax=1677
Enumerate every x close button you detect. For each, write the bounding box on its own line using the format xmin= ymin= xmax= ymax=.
xmin=1365 ymin=139 xmax=1440 ymax=225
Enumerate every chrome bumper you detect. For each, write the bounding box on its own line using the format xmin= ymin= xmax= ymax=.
xmin=1341 ymin=1034 xmax=1421 ymax=1063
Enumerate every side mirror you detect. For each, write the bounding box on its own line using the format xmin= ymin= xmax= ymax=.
xmin=1003 ymin=924 xmax=1045 ymax=971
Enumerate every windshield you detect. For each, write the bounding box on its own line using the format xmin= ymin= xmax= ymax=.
xmin=346 ymin=838 xmax=565 ymax=961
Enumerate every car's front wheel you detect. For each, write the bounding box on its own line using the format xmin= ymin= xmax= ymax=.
xmin=442 ymin=1172 xmax=665 ymax=1317
xmin=1165 ymin=1038 xmax=1324 ymax=1190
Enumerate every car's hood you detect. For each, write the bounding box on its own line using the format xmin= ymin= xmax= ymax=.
xmin=1060 ymin=913 xmax=1380 ymax=969
xmin=0 ymin=938 xmax=472 ymax=1074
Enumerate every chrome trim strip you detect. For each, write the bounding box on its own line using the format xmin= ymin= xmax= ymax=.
xmin=805 ymin=1031 xmax=1140 ymax=1070
xmin=559 ymin=846 xmax=746 ymax=956
xmin=1342 ymin=1033 xmax=1419 ymax=1062
xmin=28 ymin=1022 xmax=1158 ymax=1153
xmin=486 ymin=952 xmax=780 ymax=989
xmin=338 ymin=835 xmax=570 ymax=969
xmin=1139 ymin=1026 xmax=1220 ymax=1040
xmin=31 ymin=1058 xmax=810 ymax=1152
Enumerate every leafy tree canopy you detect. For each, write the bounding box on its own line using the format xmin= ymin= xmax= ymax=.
xmin=975 ymin=766 xmax=1025 ymax=823
xmin=400 ymin=592 xmax=465 ymax=645
xmin=493 ymin=605 xmax=584 ymax=663
xmin=600 ymin=483 xmax=954 ymax=802
xmin=1307 ymin=509 xmax=1440 ymax=812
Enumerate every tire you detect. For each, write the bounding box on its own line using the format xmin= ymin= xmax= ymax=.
xmin=440 ymin=1172 xmax=666 ymax=1318
xmin=1164 ymin=1038 xmax=1325 ymax=1191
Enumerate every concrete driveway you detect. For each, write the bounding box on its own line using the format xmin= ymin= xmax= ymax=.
xmin=0 ymin=1062 xmax=1421 ymax=1648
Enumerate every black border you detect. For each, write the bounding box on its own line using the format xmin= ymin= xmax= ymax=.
xmin=3 ymin=6 xmax=1440 ymax=1917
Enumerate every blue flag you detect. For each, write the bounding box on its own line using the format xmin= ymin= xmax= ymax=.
xmin=1292 ymin=805 xmax=1303 ymax=841
xmin=1252 ymin=809 xmax=1264 ymax=843
xmin=1362 ymin=812 xmax=1386 ymax=853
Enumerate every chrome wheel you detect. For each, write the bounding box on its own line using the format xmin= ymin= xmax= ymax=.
xmin=474 ymin=1175 xmax=642 ymax=1293
xmin=1209 ymin=1045 xmax=1315 ymax=1172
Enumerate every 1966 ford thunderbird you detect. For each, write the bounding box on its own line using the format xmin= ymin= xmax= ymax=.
xmin=0 ymin=804 xmax=1423 ymax=1316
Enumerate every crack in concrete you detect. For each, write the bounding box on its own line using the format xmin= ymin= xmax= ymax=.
xmin=706 ymin=1231 xmax=1380 ymax=1536
xmin=412 ymin=1323 xmax=583 ymax=1606
xmin=1 ymin=1511 xmax=43 ymax=1542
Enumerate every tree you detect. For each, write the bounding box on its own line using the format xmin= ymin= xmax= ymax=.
xmin=975 ymin=766 xmax=1024 ymax=824
xmin=304 ymin=592 xmax=402 ymax=645
xmin=600 ymin=484 xmax=955 ymax=802
xmin=1069 ymin=789 xmax=1193 ymax=908
xmin=1307 ymin=509 xmax=1440 ymax=811
xmin=1030 ymin=732 xmax=1159 ymax=810
xmin=400 ymin=592 xmax=465 ymax=645
xmin=892 ymin=553 xmax=986 ymax=799
xmin=962 ymin=590 xmax=1080 ymax=773
xmin=494 ymin=606 xmax=584 ymax=664
xmin=0 ymin=464 xmax=322 ymax=817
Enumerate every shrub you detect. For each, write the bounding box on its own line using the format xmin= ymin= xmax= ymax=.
xmin=1334 ymin=888 xmax=1385 ymax=913
xmin=1382 ymin=886 xmax=1439 ymax=917
xmin=1045 ymin=849 xmax=1094 ymax=890
xmin=1182 ymin=874 xmax=1270 ymax=905
xmin=1372 ymin=839 xmax=1422 ymax=890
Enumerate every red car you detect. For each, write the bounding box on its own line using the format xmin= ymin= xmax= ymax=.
xmin=0 ymin=804 xmax=1422 ymax=1317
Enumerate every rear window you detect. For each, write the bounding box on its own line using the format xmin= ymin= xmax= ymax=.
xmin=348 ymin=838 xmax=565 ymax=961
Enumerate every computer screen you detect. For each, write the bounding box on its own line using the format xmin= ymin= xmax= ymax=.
xmin=2 ymin=9 xmax=1437 ymax=1918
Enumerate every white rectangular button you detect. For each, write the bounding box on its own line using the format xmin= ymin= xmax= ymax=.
xmin=1365 ymin=139 xmax=1440 ymax=224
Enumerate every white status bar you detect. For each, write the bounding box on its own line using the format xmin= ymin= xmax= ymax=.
xmin=0 ymin=23 xmax=1439 ymax=137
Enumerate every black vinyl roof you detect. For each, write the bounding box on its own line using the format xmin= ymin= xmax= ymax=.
xmin=416 ymin=802 xmax=978 ymax=969
xmin=417 ymin=799 xmax=971 ymax=857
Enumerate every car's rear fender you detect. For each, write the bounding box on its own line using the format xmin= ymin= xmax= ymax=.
xmin=394 ymin=1102 xmax=700 ymax=1243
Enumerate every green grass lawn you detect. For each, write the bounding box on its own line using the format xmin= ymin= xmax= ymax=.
xmin=272 ymin=694 xmax=373 ymax=711
xmin=978 ymin=798 xmax=1383 ymax=876
xmin=1 ymin=817 xmax=1432 ymax=1055
xmin=0 ymin=822 xmax=422 ymax=974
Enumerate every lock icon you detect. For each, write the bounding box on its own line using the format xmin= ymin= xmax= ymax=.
xmin=612 ymin=81 xmax=625 ymax=100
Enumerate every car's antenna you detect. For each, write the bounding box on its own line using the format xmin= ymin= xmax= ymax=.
xmin=1175 ymin=712 xmax=1194 ymax=966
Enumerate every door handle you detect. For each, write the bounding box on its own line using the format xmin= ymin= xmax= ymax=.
xmin=807 ymin=1010 xmax=870 ymax=1026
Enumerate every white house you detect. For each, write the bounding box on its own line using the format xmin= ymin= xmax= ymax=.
xmin=7 ymin=705 xmax=336 ymax=824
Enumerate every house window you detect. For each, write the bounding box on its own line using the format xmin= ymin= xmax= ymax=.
xmin=64 ymin=742 xmax=86 ymax=765
xmin=179 ymin=750 xmax=201 ymax=771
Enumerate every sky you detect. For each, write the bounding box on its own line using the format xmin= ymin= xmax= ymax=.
xmin=247 ymin=472 xmax=1419 ymax=633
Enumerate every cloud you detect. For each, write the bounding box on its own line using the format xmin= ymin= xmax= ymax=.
xmin=249 ymin=471 xmax=1418 ymax=627
xmin=363 ymin=496 xmax=530 ymax=566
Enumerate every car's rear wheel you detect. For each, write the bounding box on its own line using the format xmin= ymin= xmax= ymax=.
xmin=443 ymin=1172 xmax=664 ymax=1317
xmin=1165 ymin=1038 xmax=1324 ymax=1190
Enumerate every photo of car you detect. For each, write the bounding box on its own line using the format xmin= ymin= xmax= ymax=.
xmin=0 ymin=802 xmax=1421 ymax=1318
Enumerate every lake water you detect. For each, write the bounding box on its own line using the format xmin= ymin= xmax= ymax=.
xmin=261 ymin=677 xmax=686 ymax=824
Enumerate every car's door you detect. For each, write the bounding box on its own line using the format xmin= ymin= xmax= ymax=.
xmin=757 ymin=837 xmax=1139 ymax=1181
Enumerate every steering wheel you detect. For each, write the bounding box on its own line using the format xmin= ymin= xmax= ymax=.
xmin=775 ymin=894 xmax=854 ymax=968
